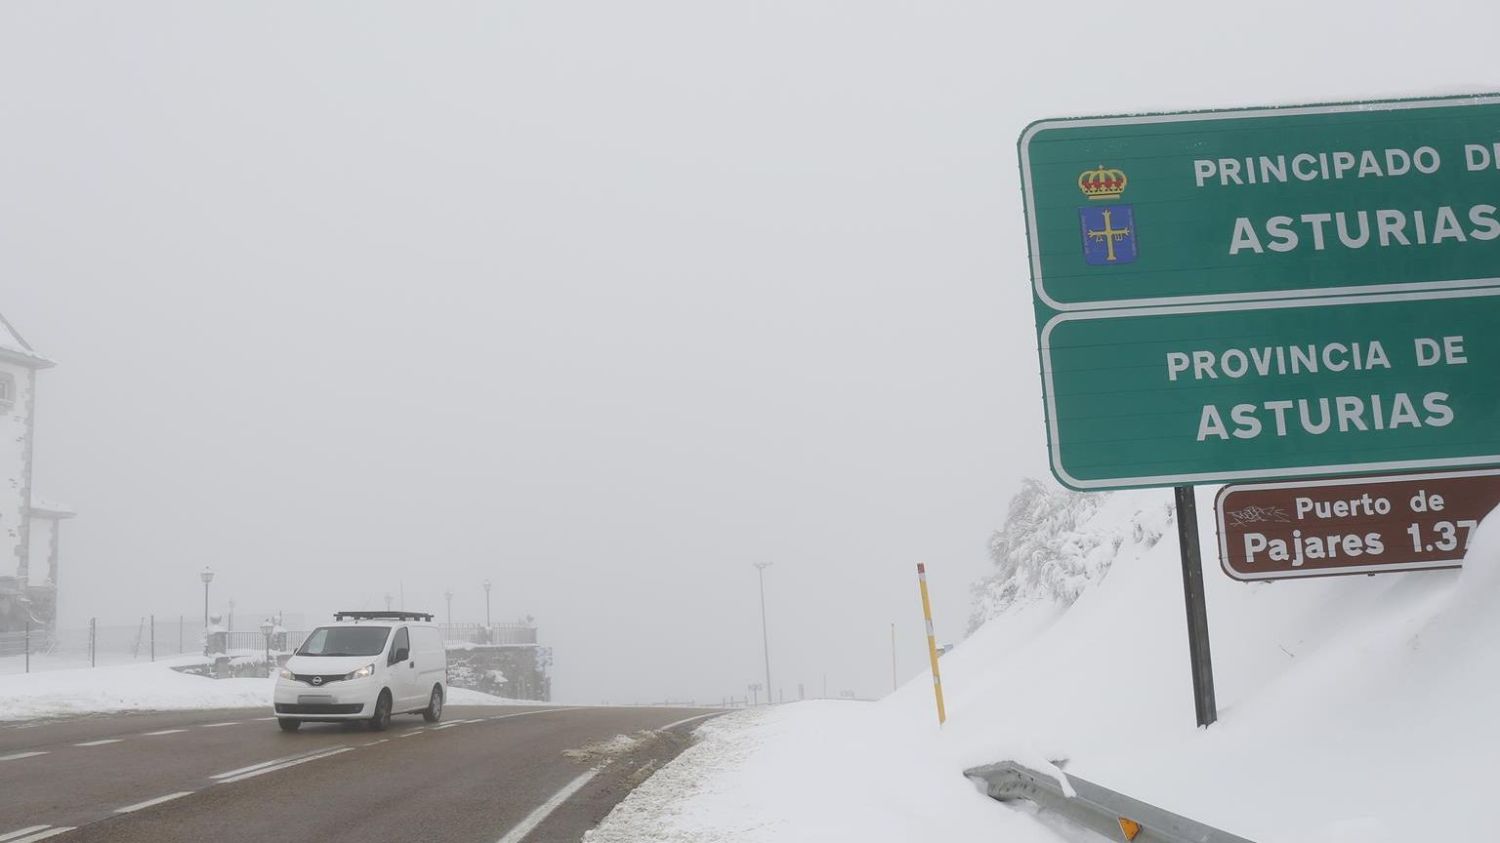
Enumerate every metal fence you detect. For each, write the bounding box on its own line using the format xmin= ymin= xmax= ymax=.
xmin=224 ymin=629 xmax=309 ymax=653
xmin=0 ymin=616 xmax=215 ymax=673
xmin=439 ymin=622 xmax=537 ymax=645
xmin=1 ymin=616 xmax=539 ymax=675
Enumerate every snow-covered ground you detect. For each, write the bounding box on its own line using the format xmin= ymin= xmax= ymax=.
xmin=0 ymin=658 xmax=532 ymax=721
xmin=586 ymin=705 xmax=1093 ymax=843
xmin=592 ymin=485 xmax=1500 ymax=842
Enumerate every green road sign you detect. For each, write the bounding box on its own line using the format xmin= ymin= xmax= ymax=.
xmin=1023 ymin=95 xmax=1500 ymax=311
xmin=1026 ymin=95 xmax=1500 ymax=490
xmin=1043 ymin=287 xmax=1500 ymax=489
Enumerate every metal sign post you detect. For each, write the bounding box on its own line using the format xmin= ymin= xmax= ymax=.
xmin=1174 ymin=487 xmax=1217 ymax=727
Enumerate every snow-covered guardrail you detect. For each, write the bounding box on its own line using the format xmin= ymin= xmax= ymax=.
xmin=964 ymin=761 xmax=1255 ymax=843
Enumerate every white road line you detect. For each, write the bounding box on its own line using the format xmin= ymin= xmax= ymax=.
xmin=494 ymin=767 xmax=602 ymax=843
xmin=252 ymin=717 xmax=277 ymax=721
xmin=656 ymin=712 xmax=721 ymax=732
xmin=211 ymin=748 xmax=332 ymax=780
xmin=216 ymin=747 xmax=354 ymax=784
xmin=8 ymin=829 xmax=74 ymax=843
xmin=397 ymin=730 xmax=424 ymax=738
xmin=198 ymin=722 xmax=240 ymax=728
xmin=361 ymin=738 xmax=389 ymax=747
xmin=115 ymin=791 xmax=194 ymax=813
xmin=141 ymin=729 xmax=187 ymax=736
xmin=74 ymin=738 xmax=124 ymax=747
xmin=0 ymin=752 xmax=46 ymax=762
xmin=0 ymin=827 xmax=50 ymax=842
xmin=485 ymin=708 xmax=570 ymax=723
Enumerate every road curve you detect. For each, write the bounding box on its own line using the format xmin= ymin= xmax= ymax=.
xmin=0 ymin=704 xmax=721 ymax=842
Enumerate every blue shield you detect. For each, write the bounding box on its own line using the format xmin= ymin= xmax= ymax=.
xmin=1078 ymin=204 xmax=1137 ymax=265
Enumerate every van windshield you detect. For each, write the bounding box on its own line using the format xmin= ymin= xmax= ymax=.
xmin=297 ymin=626 xmax=391 ymax=657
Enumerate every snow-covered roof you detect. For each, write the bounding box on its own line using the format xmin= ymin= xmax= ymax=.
xmin=0 ymin=312 xmax=53 ymax=369
xmin=29 ymin=496 xmax=75 ymax=519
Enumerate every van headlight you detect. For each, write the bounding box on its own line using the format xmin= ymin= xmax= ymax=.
xmin=346 ymin=663 xmax=375 ymax=680
xmin=278 ymin=667 xmax=294 ymax=680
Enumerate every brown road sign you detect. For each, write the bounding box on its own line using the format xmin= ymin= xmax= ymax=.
xmin=1216 ymin=469 xmax=1500 ymax=581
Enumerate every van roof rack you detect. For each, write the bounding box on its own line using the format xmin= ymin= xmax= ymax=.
xmin=333 ymin=610 xmax=434 ymax=622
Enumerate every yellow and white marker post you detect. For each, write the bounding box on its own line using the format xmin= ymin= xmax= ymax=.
xmin=917 ymin=562 xmax=947 ymax=726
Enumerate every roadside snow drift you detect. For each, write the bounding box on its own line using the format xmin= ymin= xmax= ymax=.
xmin=593 ymin=486 xmax=1500 ymax=842
xmin=0 ymin=658 xmax=272 ymax=721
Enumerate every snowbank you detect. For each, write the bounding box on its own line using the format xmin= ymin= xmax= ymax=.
xmin=594 ymin=486 xmax=1500 ymax=842
xmin=0 ymin=658 xmax=536 ymax=721
xmin=914 ymin=486 xmax=1494 ymax=842
xmin=585 ymin=707 xmax=1089 ymax=843
xmin=0 ymin=658 xmax=273 ymax=721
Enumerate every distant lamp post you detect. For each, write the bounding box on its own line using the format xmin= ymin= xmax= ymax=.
xmin=444 ymin=589 xmax=454 ymax=627
xmin=753 ymin=562 xmax=773 ymax=703
xmin=227 ymin=599 xmax=235 ymax=633
xmin=384 ymin=592 xmax=393 ymax=611
xmin=749 ymin=682 xmax=762 ymax=706
xmin=259 ymin=618 xmax=274 ymax=678
xmin=199 ymin=567 xmax=215 ymax=629
xmin=483 ymin=580 xmax=492 ymax=628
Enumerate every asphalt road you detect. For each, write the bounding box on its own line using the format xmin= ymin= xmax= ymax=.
xmin=0 ymin=704 xmax=721 ymax=842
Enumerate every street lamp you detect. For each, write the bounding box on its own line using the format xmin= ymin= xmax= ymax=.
xmin=444 ymin=589 xmax=454 ymax=627
xmin=753 ymin=562 xmax=773 ymax=704
xmin=482 ymin=580 xmax=492 ymax=628
xmin=259 ymin=618 xmax=274 ymax=678
xmin=199 ymin=567 xmax=215 ymax=629
xmin=384 ymin=592 xmax=393 ymax=611
xmin=227 ymin=599 xmax=235 ymax=633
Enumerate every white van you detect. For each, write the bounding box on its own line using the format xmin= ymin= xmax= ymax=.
xmin=273 ymin=611 xmax=448 ymax=732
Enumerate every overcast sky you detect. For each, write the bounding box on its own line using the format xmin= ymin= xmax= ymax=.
xmin=2 ymin=2 xmax=1497 ymax=703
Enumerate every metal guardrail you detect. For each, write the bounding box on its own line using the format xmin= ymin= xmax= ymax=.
xmin=964 ymin=761 xmax=1256 ymax=843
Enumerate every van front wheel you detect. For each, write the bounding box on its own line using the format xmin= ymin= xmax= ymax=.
xmin=277 ymin=718 xmax=301 ymax=732
xmin=422 ymin=686 xmax=444 ymax=723
xmin=369 ymin=691 xmax=392 ymax=731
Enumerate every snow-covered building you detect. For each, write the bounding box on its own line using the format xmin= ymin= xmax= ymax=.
xmin=0 ymin=313 xmax=70 ymax=634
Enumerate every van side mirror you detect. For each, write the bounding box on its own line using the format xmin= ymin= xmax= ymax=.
xmin=391 ymin=647 xmax=409 ymax=664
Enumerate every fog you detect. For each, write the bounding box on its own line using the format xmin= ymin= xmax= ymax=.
xmin=1 ymin=2 xmax=1495 ymax=704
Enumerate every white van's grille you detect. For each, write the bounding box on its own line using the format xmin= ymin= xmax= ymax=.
xmin=291 ymin=673 xmax=347 ymax=686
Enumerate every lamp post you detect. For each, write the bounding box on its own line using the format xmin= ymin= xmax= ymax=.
xmin=753 ymin=562 xmax=773 ymax=704
xmin=444 ymin=589 xmax=454 ymax=627
xmin=259 ymin=618 xmax=274 ymax=678
xmin=199 ymin=567 xmax=215 ymax=630
xmin=483 ymin=579 xmax=492 ymax=628
xmin=227 ymin=599 xmax=235 ymax=633
xmin=384 ymin=592 xmax=393 ymax=611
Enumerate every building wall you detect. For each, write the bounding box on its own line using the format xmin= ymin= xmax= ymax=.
xmin=0 ymin=359 xmax=34 ymax=584
xmin=0 ymin=359 xmax=36 ymax=633
xmin=26 ymin=518 xmax=55 ymax=586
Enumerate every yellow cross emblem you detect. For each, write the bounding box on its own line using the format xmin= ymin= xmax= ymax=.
xmin=1085 ymin=208 xmax=1132 ymax=263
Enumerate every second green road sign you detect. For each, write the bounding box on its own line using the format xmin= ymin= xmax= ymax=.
xmin=1025 ymin=95 xmax=1500 ymax=489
